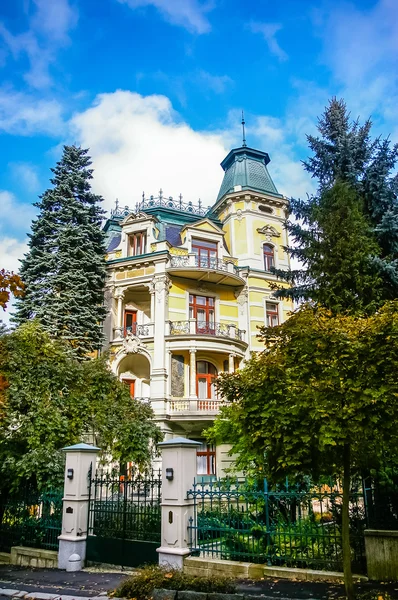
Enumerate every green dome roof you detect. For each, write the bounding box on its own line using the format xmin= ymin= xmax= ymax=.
xmin=216 ymin=146 xmax=280 ymax=202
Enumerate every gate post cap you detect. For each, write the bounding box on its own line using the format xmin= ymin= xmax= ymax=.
xmin=158 ymin=437 xmax=202 ymax=448
xmin=62 ymin=442 xmax=101 ymax=452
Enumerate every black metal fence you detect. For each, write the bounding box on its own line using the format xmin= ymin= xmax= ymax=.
xmin=187 ymin=477 xmax=367 ymax=574
xmin=0 ymin=488 xmax=63 ymax=553
xmin=86 ymin=469 xmax=162 ymax=567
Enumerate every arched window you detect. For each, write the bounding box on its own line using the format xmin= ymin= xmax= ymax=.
xmin=263 ymin=244 xmax=275 ymax=272
xmin=196 ymin=361 xmax=217 ymax=400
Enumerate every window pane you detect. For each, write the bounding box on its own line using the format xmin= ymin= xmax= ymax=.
xmin=198 ymin=377 xmax=207 ymax=399
xmin=196 ymin=296 xmax=206 ymax=305
xmin=197 ymin=455 xmax=207 ymax=475
xmin=192 ymin=239 xmax=217 ymax=251
xmin=197 ymin=361 xmax=207 ymax=373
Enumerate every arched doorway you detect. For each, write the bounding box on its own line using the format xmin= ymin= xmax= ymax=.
xmin=118 ymin=353 xmax=151 ymax=399
xmin=196 ymin=361 xmax=217 ymax=399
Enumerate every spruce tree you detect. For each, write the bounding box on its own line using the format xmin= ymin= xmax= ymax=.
xmin=280 ymin=181 xmax=382 ymax=314
xmin=275 ymin=98 xmax=398 ymax=307
xmin=14 ymin=146 xmax=107 ymax=357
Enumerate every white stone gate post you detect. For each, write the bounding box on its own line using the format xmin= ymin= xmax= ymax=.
xmin=58 ymin=443 xmax=100 ymax=570
xmin=157 ymin=437 xmax=201 ymax=569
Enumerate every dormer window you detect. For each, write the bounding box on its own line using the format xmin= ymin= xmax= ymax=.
xmin=192 ymin=239 xmax=217 ymax=268
xmin=128 ymin=231 xmax=146 ymax=257
xmin=263 ymin=244 xmax=275 ymax=272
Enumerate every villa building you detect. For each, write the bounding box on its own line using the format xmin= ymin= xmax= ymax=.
xmin=103 ymin=140 xmax=292 ymax=475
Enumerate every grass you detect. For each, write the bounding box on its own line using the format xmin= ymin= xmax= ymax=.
xmin=114 ymin=565 xmax=236 ymax=600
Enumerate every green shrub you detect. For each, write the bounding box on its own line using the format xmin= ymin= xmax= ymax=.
xmin=114 ymin=565 xmax=236 ymax=600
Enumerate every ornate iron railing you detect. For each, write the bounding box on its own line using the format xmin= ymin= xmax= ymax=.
xmin=187 ymin=477 xmax=367 ymax=574
xmin=113 ymin=324 xmax=154 ymax=339
xmin=110 ymin=194 xmax=210 ymax=218
xmin=169 ymin=255 xmax=239 ymax=274
xmin=169 ymin=320 xmax=191 ymax=335
xmin=169 ymin=320 xmax=245 ymax=341
xmin=0 ymin=488 xmax=63 ymax=552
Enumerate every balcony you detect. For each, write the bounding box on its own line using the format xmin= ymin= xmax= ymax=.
xmin=168 ymin=320 xmax=246 ymax=342
xmin=166 ymin=397 xmax=225 ymax=417
xmin=112 ymin=323 xmax=154 ymax=340
xmin=167 ymin=254 xmax=244 ymax=286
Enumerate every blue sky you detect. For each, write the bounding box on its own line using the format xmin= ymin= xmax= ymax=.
xmin=0 ymin=0 xmax=397 ymax=295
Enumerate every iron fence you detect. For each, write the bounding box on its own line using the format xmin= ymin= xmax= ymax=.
xmin=187 ymin=477 xmax=367 ymax=574
xmin=0 ymin=488 xmax=63 ymax=552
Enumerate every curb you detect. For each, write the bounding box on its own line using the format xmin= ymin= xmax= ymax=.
xmin=0 ymin=589 xmax=118 ymax=600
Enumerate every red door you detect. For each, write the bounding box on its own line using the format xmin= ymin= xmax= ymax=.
xmin=124 ymin=310 xmax=137 ymax=336
xmin=196 ymin=361 xmax=217 ymax=400
xmin=123 ymin=378 xmax=135 ymax=398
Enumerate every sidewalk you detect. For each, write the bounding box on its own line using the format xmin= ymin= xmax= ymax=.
xmin=0 ymin=566 xmax=397 ymax=600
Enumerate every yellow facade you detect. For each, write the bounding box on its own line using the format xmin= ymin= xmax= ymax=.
xmin=103 ymin=141 xmax=293 ymax=473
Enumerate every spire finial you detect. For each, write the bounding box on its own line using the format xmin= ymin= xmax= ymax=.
xmin=241 ymin=110 xmax=247 ymax=147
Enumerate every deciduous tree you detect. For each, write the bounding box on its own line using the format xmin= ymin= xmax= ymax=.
xmin=209 ymin=304 xmax=398 ymax=600
xmin=0 ymin=321 xmax=162 ymax=497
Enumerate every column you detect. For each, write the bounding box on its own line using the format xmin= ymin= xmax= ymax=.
xmin=149 ymin=284 xmax=155 ymax=323
xmin=151 ymin=275 xmax=170 ymax=399
xmin=58 ymin=443 xmax=100 ymax=570
xmin=229 ymin=353 xmax=235 ymax=373
xmin=189 ymin=349 xmax=197 ymax=399
xmin=115 ymin=288 xmax=125 ymax=337
xmin=157 ymin=437 xmax=201 ymax=569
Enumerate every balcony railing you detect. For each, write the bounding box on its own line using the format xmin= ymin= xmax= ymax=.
xmin=167 ymin=398 xmax=225 ymax=413
xmin=113 ymin=324 xmax=154 ymax=339
xmin=168 ymin=320 xmax=245 ymax=341
xmin=170 ymin=255 xmax=238 ymax=275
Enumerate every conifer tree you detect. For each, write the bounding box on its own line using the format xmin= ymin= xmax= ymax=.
xmin=13 ymin=146 xmax=107 ymax=357
xmin=275 ymin=98 xmax=398 ymax=306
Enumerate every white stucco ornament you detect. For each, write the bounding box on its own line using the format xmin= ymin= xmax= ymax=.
xmin=257 ymin=225 xmax=280 ymax=242
xmin=122 ymin=333 xmax=143 ymax=354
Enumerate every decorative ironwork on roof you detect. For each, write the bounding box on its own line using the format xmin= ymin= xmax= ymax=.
xmin=110 ymin=190 xmax=210 ymax=219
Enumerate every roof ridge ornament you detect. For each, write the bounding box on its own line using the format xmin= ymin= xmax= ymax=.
xmin=241 ymin=110 xmax=247 ymax=147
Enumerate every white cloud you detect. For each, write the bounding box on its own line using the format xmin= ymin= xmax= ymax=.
xmin=314 ymin=0 xmax=398 ymax=135
xmin=249 ymin=22 xmax=288 ymax=62
xmin=196 ymin=70 xmax=233 ymax=94
xmin=70 ymin=91 xmax=230 ymax=212
xmin=0 ymin=237 xmax=28 ymax=325
xmin=0 ymin=0 xmax=77 ymax=89
xmin=0 ymin=88 xmax=64 ymax=135
xmin=0 ymin=190 xmax=37 ymax=233
xmin=0 ymin=237 xmax=28 ymax=274
xmin=117 ymin=0 xmax=212 ymax=34
xmin=70 ymin=91 xmax=314 ymax=214
xmin=9 ymin=163 xmax=40 ymax=193
xmin=31 ymin=0 xmax=78 ymax=43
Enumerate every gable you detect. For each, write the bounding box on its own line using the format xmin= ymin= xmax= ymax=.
xmin=182 ymin=218 xmax=224 ymax=236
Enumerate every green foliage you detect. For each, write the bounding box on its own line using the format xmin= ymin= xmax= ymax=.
xmin=276 ymin=98 xmax=398 ymax=305
xmin=0 ymin=321 xmax=162 ymax=494
xmin=13 ymin=145 xmax=107 ymax=358
xmin=208 ymin=302 xmax=398 ymax=480
xmin=115 ymin=565 xmax=236 ymax=600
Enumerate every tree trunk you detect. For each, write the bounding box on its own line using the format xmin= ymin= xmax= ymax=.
xmin=342 ymin=443 xmax=355 ymax=600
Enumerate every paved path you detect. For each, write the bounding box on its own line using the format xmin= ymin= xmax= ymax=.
xmin=0 ymin=566 xmax=397 ymax=600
